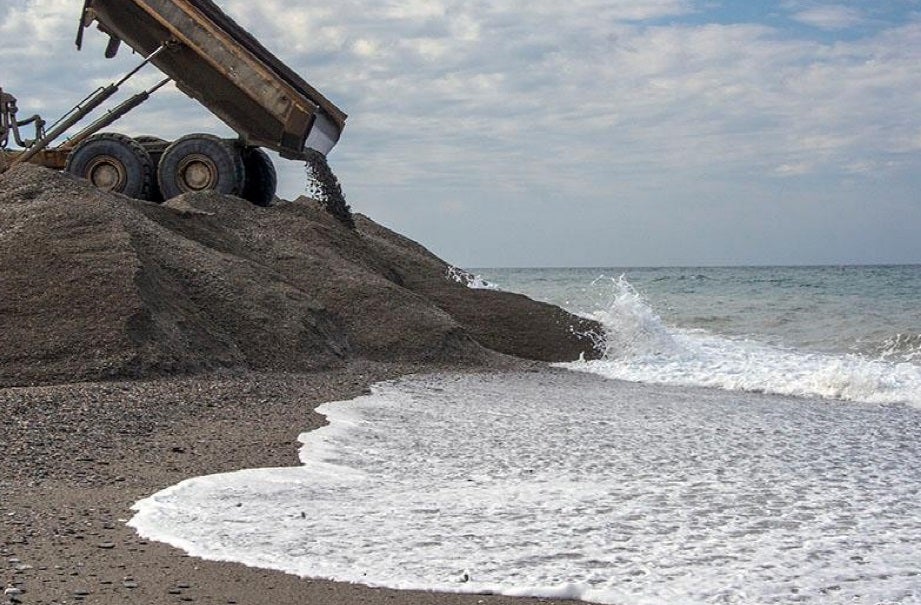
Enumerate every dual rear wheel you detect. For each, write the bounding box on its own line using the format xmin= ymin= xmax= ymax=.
xmin=64 ymin=133 xmax=277 ymax=206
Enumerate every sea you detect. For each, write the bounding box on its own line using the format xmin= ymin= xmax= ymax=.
xmin=130 ymin=265 xmax=921 ymax=605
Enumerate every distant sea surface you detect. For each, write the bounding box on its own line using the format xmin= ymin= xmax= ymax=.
xmin=130 ymin=265 xmax=921 ymax=605
xmin=480 ymin=265 xmax=921 ymax=405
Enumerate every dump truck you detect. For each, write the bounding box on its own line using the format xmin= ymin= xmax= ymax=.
xmin=0 ymin=0 xmax=348 ymax=208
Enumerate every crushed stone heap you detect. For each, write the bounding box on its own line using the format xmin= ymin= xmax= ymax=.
xmin=0 ymin=164 xmax=602 ymax=387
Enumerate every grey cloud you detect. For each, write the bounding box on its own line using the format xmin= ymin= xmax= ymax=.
xmin=791 ymin=5 xmax=866 ymax=30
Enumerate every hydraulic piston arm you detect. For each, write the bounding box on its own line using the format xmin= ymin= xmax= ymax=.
xmin=12 ymin=45 xmax=167 ymax=166
xmin=1 ymin=88 xmax=46 ymax=149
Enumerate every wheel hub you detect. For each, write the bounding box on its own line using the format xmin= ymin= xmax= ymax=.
xmin=87 ymin=156 xmax=127 ymax=192
xmin=178 ymin=154 xmax=218 ymax=191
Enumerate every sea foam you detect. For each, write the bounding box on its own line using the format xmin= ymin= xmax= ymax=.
xmin=130 ymin=372 xmax=921 ymax=604
xmin=564 ymin=276 xmax=921 ymax=407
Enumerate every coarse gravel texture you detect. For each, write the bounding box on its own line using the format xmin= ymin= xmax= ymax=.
xmin=1 ymin=162 xmax=595 ymax=604
xmin=1 ymin=364 xmax=579 ymax=605
xmin=0 ymin=163 xmax=601 ymax=388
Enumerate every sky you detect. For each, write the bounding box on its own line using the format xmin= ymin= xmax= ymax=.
xmin=1 ymin=0 xmax=919 ymax=267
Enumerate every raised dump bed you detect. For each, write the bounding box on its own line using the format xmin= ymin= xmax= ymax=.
xmin=80 ymin=0 xmax=347 ymax=157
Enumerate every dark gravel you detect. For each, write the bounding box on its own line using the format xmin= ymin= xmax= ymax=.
xmin=0 ymin=163 xmax=601 ymax=388
xmin=0 ymin=365 xmax=583 ymax=605
xmin=0 ymin=162 xmax=594 ymax=605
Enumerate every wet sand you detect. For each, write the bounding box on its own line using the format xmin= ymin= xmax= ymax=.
xmin=1 ymin=362 xmax=577 ymax=605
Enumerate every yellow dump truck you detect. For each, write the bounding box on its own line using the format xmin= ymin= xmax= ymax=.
xmin=0 ymin=0 xmax=347 ymax=206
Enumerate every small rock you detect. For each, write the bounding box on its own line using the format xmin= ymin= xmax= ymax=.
xmin=97 ymin=542 xmax=115 ymax=549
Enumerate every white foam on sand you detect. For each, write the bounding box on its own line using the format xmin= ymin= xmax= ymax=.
xmin=130 ymin=371 xmax=921 ymax=604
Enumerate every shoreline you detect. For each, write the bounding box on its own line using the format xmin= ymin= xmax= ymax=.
xmin=1 ymin=361 xmax=579 ymax=605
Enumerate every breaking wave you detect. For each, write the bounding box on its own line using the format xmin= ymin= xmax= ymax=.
xmin=564 ymin=276 xmax=921 ymax=408
xmin=446 ymin=266 xmax=499 ymax=290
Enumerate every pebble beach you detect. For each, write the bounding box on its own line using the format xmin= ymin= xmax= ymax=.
xmin=0 ymin=164 xmax=601 ymax=604
xmin=2 ymin=364 xmax=582 ymax=605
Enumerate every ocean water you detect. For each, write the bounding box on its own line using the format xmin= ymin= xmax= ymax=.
xmin=131 ymin=265 xmax=921 ymax=604
xmin=479 ymin=266 xmax=921 ymax=406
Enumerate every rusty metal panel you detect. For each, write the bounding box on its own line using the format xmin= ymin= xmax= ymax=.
xmin=188 ymin=0 xmax=346 ymax=126
xmin=2 ymin=149 xmax=69 ymax=171
xmin=82 ymin=0 xmax=346 ymax=157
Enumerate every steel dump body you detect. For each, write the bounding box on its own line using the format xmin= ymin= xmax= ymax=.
xmin=82 ymin=0 xmax=346 ymax=157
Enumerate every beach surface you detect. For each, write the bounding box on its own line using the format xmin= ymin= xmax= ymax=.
xmin=0 ymin=163 xmax=598 ymax=604
xmin=2 ymin=363 xmax=583 ymax=605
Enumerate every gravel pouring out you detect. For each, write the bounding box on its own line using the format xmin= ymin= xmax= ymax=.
xmin=303 ymin=149 xmax=354 ymax=229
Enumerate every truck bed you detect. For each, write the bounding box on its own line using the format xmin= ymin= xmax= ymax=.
xmin=81 ymin=0 xmax=347 ymax=157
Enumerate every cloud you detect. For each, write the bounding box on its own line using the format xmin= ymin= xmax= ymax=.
xmin=0 ymin=0 xmax=74 ymax=54
xmin=790 ymin=5 xmax=866 ymax=30
xmin=3 ymin=1 xmax=918 ymax=183
xmin=2 ymin=0 xmax=919 ymax=265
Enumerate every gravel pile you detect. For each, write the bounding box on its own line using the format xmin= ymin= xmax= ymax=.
xmin=0 ymin=163 xmax=591 ymax=605
xmin=0 ymin=163 xmax=601 ymax=387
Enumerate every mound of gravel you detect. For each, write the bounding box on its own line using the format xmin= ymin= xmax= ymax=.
xmin=0 ymin=164 xmax=602 ymax=387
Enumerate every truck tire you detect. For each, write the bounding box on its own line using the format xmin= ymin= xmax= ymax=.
xmin=241 ymin=147 xmax=277 ymax=207
xmin=134 ymin=135 xmax=168 ymax=163
xmin=65 ymin=133 xmax=155 ymax=200
xmin=134 ymin=136 xmax=169 ymax=203
xmin=157 ymin=134 xmax=244 ymax=200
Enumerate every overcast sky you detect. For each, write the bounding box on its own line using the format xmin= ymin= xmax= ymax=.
xmin=2 ymin=0 xmax=919 ymax=267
